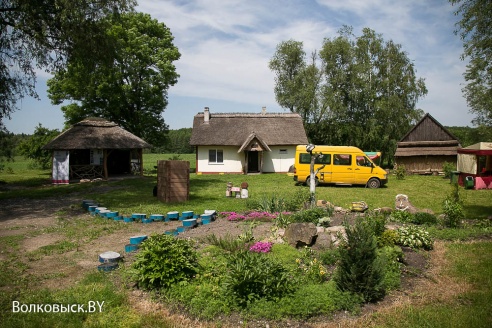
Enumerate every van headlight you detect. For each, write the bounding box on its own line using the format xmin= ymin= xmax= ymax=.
xmin=384 ymin=174 xmax=388 ymax=179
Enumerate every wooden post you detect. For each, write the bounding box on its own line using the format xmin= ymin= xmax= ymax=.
xmin=103 ymin=149 xmax=108 ymax=179
xmin=139 ymin=149 xmax=143 ymax=176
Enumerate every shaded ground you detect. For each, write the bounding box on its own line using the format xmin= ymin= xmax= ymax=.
xmin=0 ymin=192 xmax=431 ymax=327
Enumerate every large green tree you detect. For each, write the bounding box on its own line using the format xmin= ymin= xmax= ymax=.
xmin=270 ymin=27 xmax=427 ymax=165
xmin=47 ymin=12 xmax=180 ymax=145
xmin=0 ymin=0 xmax=135 ymax=130
xmin=450 ymin=0 xmax=492 ymax=127
xmin=17 ymin=124 xmax=60 ymax=169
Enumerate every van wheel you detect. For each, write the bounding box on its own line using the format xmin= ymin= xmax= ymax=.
xmin=305 ymin=176 xmax=319 ymax=187
xmin=367 ymin=178 xmax=380 ymax=189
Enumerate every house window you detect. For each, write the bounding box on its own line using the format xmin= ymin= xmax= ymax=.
xmin=279 ymin=149 xmax=288 ymax=154
xmin=208 ymin=149 xmax=223 ymax=164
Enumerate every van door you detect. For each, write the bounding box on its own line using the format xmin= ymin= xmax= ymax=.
xmin=355 ymin=155 xmax=375 ymax=185
xmin=332 ymin=153 xmax=354 ymax=184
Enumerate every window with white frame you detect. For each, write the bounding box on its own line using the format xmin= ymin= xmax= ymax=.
xmin=208 ymin=149 xmax=224 ymax=164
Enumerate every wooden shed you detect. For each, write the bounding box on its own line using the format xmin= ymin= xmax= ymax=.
xmin=394 ymin=113 xmax=461 ymax=174
xmin=43 ymin=118 xmax=151 ymax=183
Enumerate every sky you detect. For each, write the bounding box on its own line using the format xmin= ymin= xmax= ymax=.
xmin=5 ymin=0 xmax=476 ymax=135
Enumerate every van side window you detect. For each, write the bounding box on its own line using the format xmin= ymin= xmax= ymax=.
xmin=356 ymin=156 xmax=372 ymax=167
xmin=299 ymin=153 xmax=331 ymax=164
xmin=334 ymin=154 xmax=351 ymax=166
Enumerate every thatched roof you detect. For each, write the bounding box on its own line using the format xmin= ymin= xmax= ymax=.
xmin=189 ymin=111 xmax=308 ymax=147
xmin=394 ymin=113 xmax=460 ymax=157
xmin=43 ymin=118 xmax=151 ymax=150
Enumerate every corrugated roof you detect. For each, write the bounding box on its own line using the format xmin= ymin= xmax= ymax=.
xmin=43 ymin=118 xmax=151 ymax=150
xmin=189 ymin=112 xmax=308 ymax=146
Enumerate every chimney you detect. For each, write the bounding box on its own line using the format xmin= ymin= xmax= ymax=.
xmin=204 ymin=107 xmax=210 ymax=123
xmin=261 ymin=106 xmax=266 ymax=115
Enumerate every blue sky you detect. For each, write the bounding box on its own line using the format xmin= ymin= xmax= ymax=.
xmin=5 ymin=0 xmax=475 ymax=134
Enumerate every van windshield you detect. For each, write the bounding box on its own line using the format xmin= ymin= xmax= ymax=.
xmin=299 ymin=153 xmax=331 ymax=165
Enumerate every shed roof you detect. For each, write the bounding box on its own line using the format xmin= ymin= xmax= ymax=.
xmin=189 ymin=112 xmax=308 ymax=147
xmin=395 ymin=113 xmax=460 ymax=157
xmin=43 ymin=118 xmax=151 ymax=150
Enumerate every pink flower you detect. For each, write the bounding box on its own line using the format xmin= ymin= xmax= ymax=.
xmin=249 ymin=241 xmax=273 ymax=253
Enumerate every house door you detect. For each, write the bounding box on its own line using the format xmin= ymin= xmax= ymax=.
xmin=247 ymin=151 xmax=259 ymax=173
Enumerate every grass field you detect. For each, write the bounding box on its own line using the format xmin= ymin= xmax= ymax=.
xmin=2 ymin=154 xmax=492 ymax=218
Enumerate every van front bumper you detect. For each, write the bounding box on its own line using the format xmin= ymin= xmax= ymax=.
xmin=381 ymin=178 xmax=388 ymax=185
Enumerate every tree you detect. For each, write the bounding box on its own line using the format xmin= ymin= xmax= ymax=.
xmin=0 ymin=0 xmax=135 ymax=130
xmin=17 ymin=124 xmax=59 ymax=169
xmin=450 ymin=0 xmax=492 ymax=127
xmin=269 ymin=27 xmax=427 ymax=165
xmin=47 ymin=12 xmax=180 ymax=145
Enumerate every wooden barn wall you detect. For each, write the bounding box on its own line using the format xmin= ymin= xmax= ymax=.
xmin=395 ymin=155 xmax=457 ymax=173
xmin=402 ymin=117 xmax=455 ymax=142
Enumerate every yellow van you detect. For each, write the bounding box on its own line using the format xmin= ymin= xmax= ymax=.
xmin=293 ymin=145 xmax=388 ymax=188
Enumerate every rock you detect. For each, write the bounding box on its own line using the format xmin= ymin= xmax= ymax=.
xmin=374 ymin=207 xmax=393 ymax=214
xmin=395 ymin=194 xmax=418 ymax=214
xmin=316 ymin=226 xmax=325 ymax=233
xmin=325 ymin=225 xmax=346 ymax=246
xmin=284 ymin=222 xmax=318 ymax=248
xmin=311 ymin=232 xmax=332 ymax=250
xmin=317 ymin=200 xmax=333 ymax=208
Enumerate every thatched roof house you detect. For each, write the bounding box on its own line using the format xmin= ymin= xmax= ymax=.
xmin=190 ymin=107 xmax=308 ymax=174
xmin=394 ymin=113 xmax=460 ymax=174
xmin=43 ymin=118 xmax=151 ymax=183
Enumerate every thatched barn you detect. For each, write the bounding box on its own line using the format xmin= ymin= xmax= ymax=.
xmin=394 ymin=113 xmax=461 ymax=174
xmin=43 ymin=118 xmax=151 ymax=184
xmin=190 ymin=107 xmax=308 ymax=174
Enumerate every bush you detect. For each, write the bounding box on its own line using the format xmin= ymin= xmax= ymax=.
xmin=397 ymin=225 xmax=433 ymax=250
xmin=377 ymin=246 xmax=403 ymax=290
xmin=377 ymin=229 xmax=399 ymax=248
xmin=290 ymin=207 xmax=331 ymax=225
xmin=442 ymin=161 xmax=456 ymax=178
xmin=389 ymin=210 xmax=414 ymax=223
xmin=442 ymin=183 xmax=465 ymax=228
xmin=222 ymin=251 xmax=296 ymax=307
xmin=335 ymin=219 xmax=385 ymax=302
xmin=395 ymin=164 xmax=406 ymax=180
xmin=412 ymin=212 xmax=438 ymax=225
xmin=295 ymin=246 xmax=328 ymax=283
xmin=132 ymin=234 xmax=199 ymax=290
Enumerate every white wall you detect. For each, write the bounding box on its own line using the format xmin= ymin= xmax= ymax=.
xmin=262 ymin=146 xmax=296 ymax=173
xmin=197 ymin=146 xmax=244 ymax=173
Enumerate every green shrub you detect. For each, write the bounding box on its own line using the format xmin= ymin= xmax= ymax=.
xmin=378 ymin=229 xmax=399 ymax=248
xmin=395 ymin=164 xmax=406 ymax=180
xmin=377 ymin=246 xmax=403 ymax=291
xmin=397 ymin=225 xmax=433 ymax=250
xmin=222 ymin=250 xmax=296 ymax=307
xmin=335 ymin=218 xmax=385 ymax=302
xmin=204 ymin=234 xmax=246 ymax=253
xmin=442 ymin=184 xmax=465 ymax=228
xmin=255 ymin=194 xmax=288 ymax=213
xmin=389 ymin=210 xmax=414 ymax=223
xmin=442 ymin=161 xmax=456 ymax=178
xmin=412 ymin=212 xmax=438 ymax=225
xmin=285 ymin=188 xmax=311 ymax=211
xmin=290 ymin=207 xmax=330 ymax=225
xmin=319 ymin=248 xmax=340 ymax=266
xmin=295 ymin=246 xmax=328 ymax=283
xmin=132 ymin=234 xmax=199 ymax=290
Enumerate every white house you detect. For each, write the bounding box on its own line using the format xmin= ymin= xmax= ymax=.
xmin=189 ymin=107 xmax=308 ymax=174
